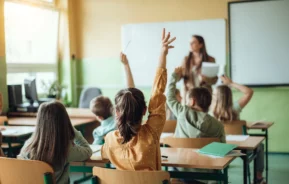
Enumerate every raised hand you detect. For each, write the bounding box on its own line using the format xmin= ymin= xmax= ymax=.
xmin=120 ymin=52 xmax=129 ymax=65
xmin=161 ymin=28 xmax=176 ymax=55
xmin=174 ymin=67 xmax=183 ymax=80
xmin=220 ymin=75 xmax=233 ymax=85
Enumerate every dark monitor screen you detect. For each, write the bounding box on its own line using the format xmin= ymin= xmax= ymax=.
xmin=24 ymin=78 xmax=38 ymax=105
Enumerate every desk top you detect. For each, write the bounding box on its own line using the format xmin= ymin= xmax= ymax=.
xmin=227 ymin=136 xmax=264 ymax=150
xmin=0 ymin=126 xmax=35 ymax=137
xmin=246 ymin=121 xmax=274 ymax=130
xmin=6 ymin=117 xmax=96 ymax=127
xmin=87 ymin=147 xmax=236 ymax=170
xmin=8 ymin=108 xmax=95 ymax=119
xmin=160 ymin=133 xmax=264 ymax=150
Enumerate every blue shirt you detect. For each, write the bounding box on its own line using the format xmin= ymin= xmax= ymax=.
xmin=92 ymin=116 xmax=116 ymax=145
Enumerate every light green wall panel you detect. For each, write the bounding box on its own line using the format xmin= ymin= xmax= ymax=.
xmin=0 ymin=56 xmax=8 ymax=111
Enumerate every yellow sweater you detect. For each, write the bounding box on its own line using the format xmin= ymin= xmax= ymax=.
xmin=101 ymin=68 xmax=167 ymax=170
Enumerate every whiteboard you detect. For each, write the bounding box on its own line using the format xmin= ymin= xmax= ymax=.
xmin=229 ymin=0 xmax=289 ymax=86
xmin=121 ymin=19 xmax=226 ymax=87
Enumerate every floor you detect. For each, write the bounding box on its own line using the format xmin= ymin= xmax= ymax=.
xmin=70 ymin=154 xmax=289 ymax=184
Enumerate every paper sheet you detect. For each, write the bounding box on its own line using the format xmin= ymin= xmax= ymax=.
xmin=1 ymin=129 xmax=18 ymax=135
xmin=226 ymin=135 xmax=249 ymax=141
xmin=201 ymin=62 xmax=219 ymax=77
xmin=89 ymin=145 xmax=102 ymax=153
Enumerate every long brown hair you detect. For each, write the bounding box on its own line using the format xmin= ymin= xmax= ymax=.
xmin=115 ymin=88 xmax=146 ymax=144
xmin=25 ymin=101 xmax=75 ymax=168
xmin=184 ymin=35 xmax=209 ymax=81
xmin=212 ymin=85 xmax=238 ymax=121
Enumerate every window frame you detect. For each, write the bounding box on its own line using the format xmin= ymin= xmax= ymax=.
xmin=4 ymin=0 xmax=60 ymax=80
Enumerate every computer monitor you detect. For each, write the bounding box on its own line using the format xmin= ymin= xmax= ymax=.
xmin=24 ymin=77 xmax=38 ymax=106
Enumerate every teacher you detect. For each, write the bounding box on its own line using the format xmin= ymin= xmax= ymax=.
xmin=181 ymin=35 xmax=218 ymax=101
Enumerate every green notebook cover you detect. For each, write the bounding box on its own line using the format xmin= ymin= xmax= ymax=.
xmin=199 ymin=142 xmax=238 ymax=157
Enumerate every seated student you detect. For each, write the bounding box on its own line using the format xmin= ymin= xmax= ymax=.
xmin=167 ymin=67 xmax=225 ymax=142
xmin=19 ymin=101 xmax=92 ymax=184
xmin=166 ymin=88 xmax=182 ymax=120
xmin=0 ymin=131 xmax=5 ymax=157
xmin=101 ymin=28 xmax=175 ymax=170
xmin=211 ymin=76 xmax=265 ymax=184
xmin=90 ymin=53 xmax=135 ymax=145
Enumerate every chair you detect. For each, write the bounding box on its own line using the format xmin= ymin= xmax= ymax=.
xmin=162 ymin=137 xmax=220 ymax=149
xmin=223 ymin=120 xmax=247 ymax=135
xmin=0 ymin=116 xmax=8 ymax=125
xmin=91 ymin=167 xmax=170 ymax=184
xmin=0 ymin=157 xmax=55 ymax=184
xmin=79 ymin=87 xmax=102 ymax=108
xmin=162 ymin=120 xmax=177 ymax=133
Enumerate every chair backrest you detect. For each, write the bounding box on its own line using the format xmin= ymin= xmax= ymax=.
xmin=162 ymin=137 xmax=220 ymax=149
xmin=78 ymin=87 xmax=102 ymax=108
xmin=0 ymin=157 xmax=55 ymax=184
xmin=92 ymin=167 xmax=170 ymax=184
xmin=223 ymin=120 xmax=247 ymax=135
xmin=0 ymin=116 xmax=8 ymax=125
xmin=162 ymin=120 xmax=177 ymax=133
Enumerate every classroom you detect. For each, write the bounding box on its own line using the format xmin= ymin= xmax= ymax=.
xmin=0 ymin=0 xmax=289 ymax=184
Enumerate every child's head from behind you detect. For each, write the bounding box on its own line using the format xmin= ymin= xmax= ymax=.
xmin=212 ymin=85 xmax=236 ymax=121
xmin=90 ymin=96 xmax=113 ymax=121
xmin=26 ymin=101 xmax=75 ymax=167
xmin=115 ymin=88 xmax=147 ymax=144
xmin=188 ymin=87 xmax=212 ymax=112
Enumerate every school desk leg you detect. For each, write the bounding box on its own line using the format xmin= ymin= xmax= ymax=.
xmin=242 ymin=150 xmax=248 ymax=184
xmin=224 ymin=167 xmax=228 ymax=184
xmin=254 ymin=149 xmax=258 ymax=184
xmin=265 ymin=129 xmax=268 ymax=182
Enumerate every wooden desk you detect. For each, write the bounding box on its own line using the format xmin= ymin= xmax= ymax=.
xmin=247 ymin=121 xmax=274 ymax=183
xmin=71 ymin=147 xmax=236 ymax=184
xmin=8 ymin=108 xmax=95 ymax=119
xmin=227 ymin=136 xmax=264 ymax=150
xmin=0 ymin=126 xmax=35 ymax=138
xmin=6 ymin=117 xmax=96 ymax=127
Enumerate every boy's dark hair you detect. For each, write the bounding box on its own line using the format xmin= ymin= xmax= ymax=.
xmin=90 ymin=96 xmax=113 ymax=119
xmin=188 ymin=87 xmax=212 ymax=112
xmin=115 ymin=88 xmax=146 ymax=144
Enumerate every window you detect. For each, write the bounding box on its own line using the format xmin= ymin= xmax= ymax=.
xmin=5 ymin=1 xmax=59 ymax=95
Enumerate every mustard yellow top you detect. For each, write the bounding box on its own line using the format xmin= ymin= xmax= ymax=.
xmin=101 ymin=68 xmax=167 ymax=170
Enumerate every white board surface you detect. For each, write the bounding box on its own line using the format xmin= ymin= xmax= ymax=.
xmin=121 ymin=19 xmax=226 ymax=87
xmin=229 ymin=0 xmax=289 ymax=86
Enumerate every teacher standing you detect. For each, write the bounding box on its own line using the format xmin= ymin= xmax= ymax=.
xmin=181 ymin=35 xmax=218 ymax=102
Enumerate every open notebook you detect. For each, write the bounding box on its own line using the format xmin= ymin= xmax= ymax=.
xmin=247 ymin=121 xmax=270 ymax=127
xmin=198 ymin=142 xmax=243 ymax=157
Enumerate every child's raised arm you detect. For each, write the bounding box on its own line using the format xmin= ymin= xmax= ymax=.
xmin=221 ymin=75 xmax=254 ymax=108
xmin=146 ymin=28 xmax=176 ymax=136
xmin=120 ymin=52 xmax=135 ymax=88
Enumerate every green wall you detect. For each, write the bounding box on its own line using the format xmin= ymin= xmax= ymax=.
xmin=75 ymin=57 xmax=289 ymax=153
xmin=0 ymin=56 xmax=8 ymax=111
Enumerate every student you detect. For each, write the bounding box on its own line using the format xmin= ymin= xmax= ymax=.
xmin=0 ymin=131 xmax=5 ymax=157
xmin=167 ymin=67 xmax=225 ymax=142
xmin=212 ymin=76 xmax=265 ymax=184
xmin=166 ymin=88 xmax=182 ymax=120
xmin=19 ymin=101 xmax=92 ymax=184
xmin=211 ymin=75 xmax=253 ymax=121
xmin=101 ymin=28 xmax=176 ymax=170
xmin=90 ymin=53 xmax=135 ymax=145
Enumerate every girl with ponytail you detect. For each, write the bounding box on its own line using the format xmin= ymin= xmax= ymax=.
xmin=101 ymin=28 xmax=176 ymax=171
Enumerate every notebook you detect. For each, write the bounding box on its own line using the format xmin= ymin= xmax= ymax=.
xmin=226 ymin=135 xmax=249 ymax=141
xmin=89 ymin=145 xmax=102 ymax=153
xmin=199 ymin=142 xmax=238 ymax=157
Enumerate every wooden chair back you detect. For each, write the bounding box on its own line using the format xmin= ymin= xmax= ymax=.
xmin=223 ymin=120 xmax=247 ymax=135
xmin=0 ymin=116 xmax=8 ymax=125
xmin=0 ymin=157 xmax=55 ymax=184
xmin=162 ymin=120 xmax=177 ymax=133
xmin=92 ymin=167 xmax=170 ymax=184
xmin=162 ymin=137 xmax=220 ymax=149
